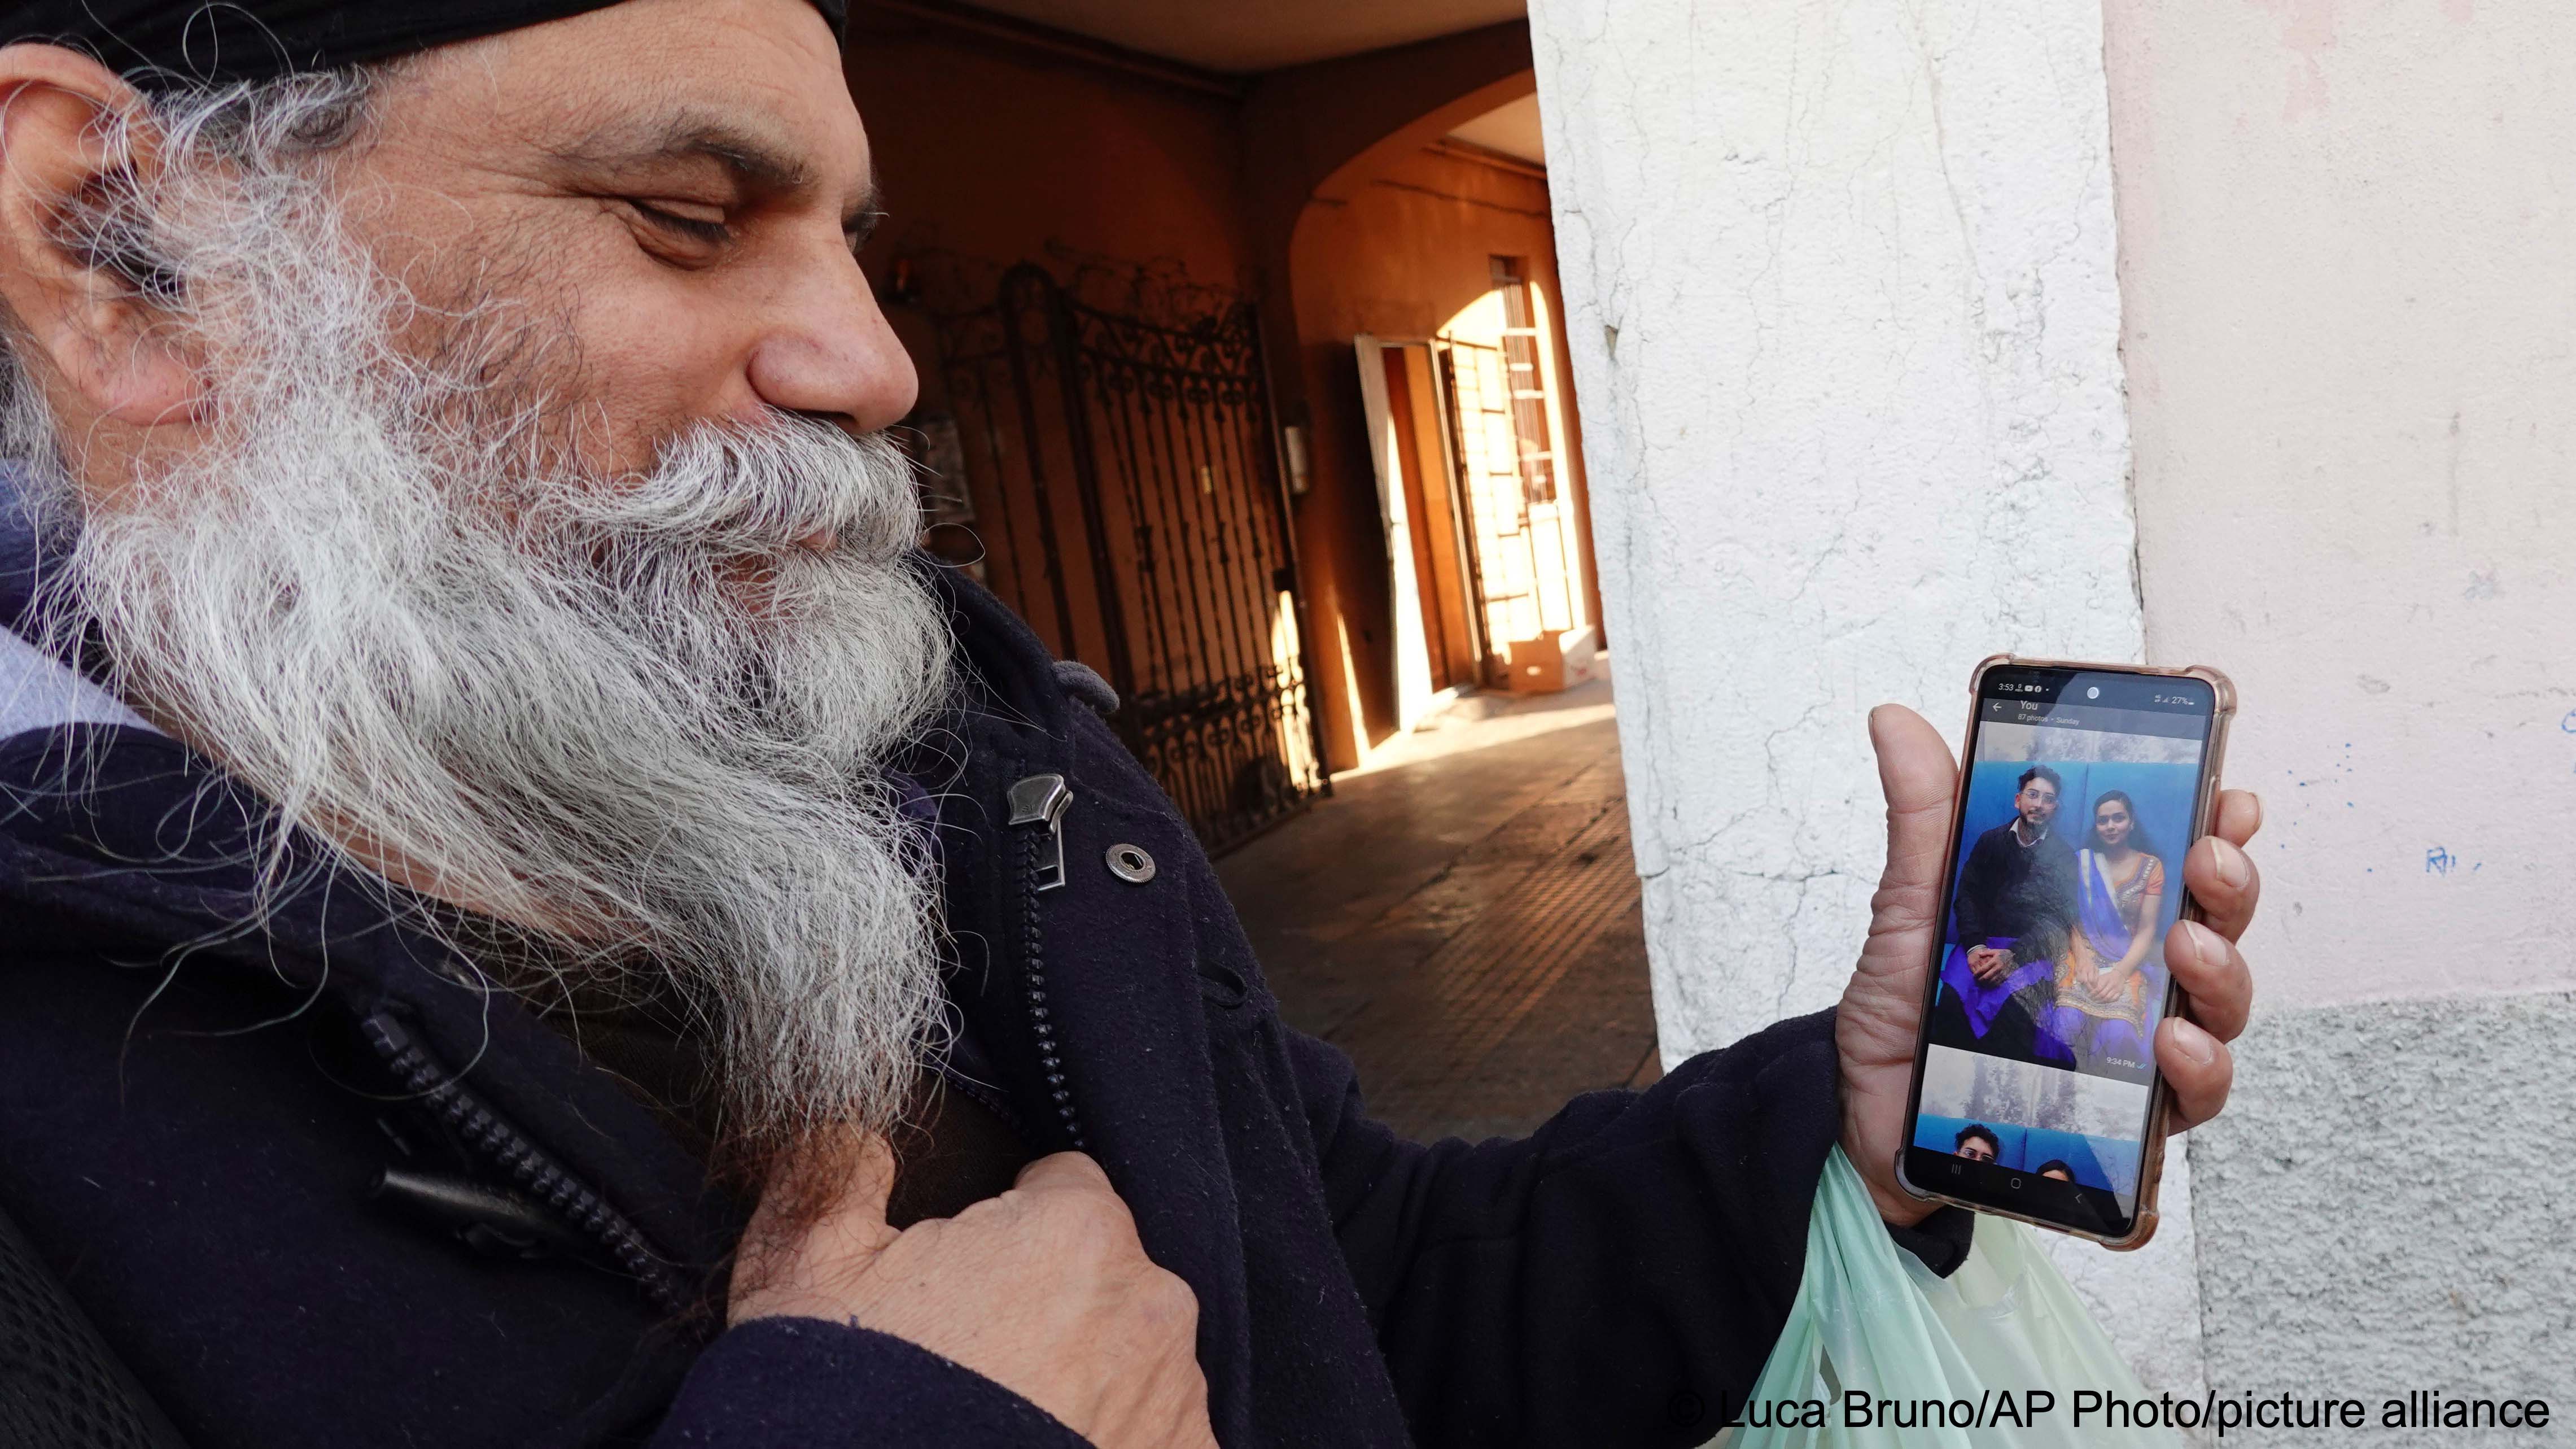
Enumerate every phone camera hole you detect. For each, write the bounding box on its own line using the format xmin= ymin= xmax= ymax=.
xmin=2086 ymin=686 xmax=2100 ymax=699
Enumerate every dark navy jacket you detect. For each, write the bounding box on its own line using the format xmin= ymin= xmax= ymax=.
xmin=0 ymin=561 xmax=1921 ymax=1448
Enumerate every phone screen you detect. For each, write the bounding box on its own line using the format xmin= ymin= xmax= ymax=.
xmin=1902 ymin=664 xmax=2221 ymax=1238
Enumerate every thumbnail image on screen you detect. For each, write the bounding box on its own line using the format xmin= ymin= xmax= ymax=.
xmin=1913 ymin=1045 xmax=2151 ymax=1211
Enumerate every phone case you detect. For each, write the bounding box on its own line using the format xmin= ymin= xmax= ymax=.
xmin=1891 ymin=655 xmax=2237 ymax=1251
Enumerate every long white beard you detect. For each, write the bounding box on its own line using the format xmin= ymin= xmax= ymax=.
xmin=16 ymin=91 xmax=953 ymax=1161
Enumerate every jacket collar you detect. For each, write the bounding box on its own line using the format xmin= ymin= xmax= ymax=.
xmin=0 ymin=466 xmax=143 ymax=740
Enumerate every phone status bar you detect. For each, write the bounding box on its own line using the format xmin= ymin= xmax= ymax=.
xmin=1979 ymin=696 xmax=2211 ymax=741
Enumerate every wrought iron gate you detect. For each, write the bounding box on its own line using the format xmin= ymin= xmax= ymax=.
xmin=934 ymin=265 xmax=1329 ymax=853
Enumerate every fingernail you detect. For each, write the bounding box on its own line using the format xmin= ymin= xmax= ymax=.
xmin=2180 ymin=918 xmax=2224 ymax=964
xmin=2170 ymin=1018 xmax=2218 ymax=1066
xmin=2207 ymin=837 xmax=2249 ymax=888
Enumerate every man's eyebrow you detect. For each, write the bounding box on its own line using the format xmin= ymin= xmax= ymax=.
xmin=555 ymin=112 xmax=877 ymax=228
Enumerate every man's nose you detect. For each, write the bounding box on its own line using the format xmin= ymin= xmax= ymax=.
xmin=746 ymin=251 xmax=919 ymax=433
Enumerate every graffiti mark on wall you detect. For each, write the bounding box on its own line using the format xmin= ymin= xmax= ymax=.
xmin=2424 ymin=846 xmax=2481 ymax=878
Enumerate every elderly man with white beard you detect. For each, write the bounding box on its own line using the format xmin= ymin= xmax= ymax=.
xmin=0 ymin=2 xmax=2268 ymax=1446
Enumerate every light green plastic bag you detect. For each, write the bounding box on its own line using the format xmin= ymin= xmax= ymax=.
xmin=1711 ymin=1148 xmax=2181 ymax=1448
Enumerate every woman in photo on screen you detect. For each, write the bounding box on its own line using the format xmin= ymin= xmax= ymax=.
xmin=2047 ymin=790 xmax=2165 ymax=1072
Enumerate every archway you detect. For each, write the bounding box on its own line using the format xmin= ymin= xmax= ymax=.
xmin=1267 ymin=72 xmax=1604 ymax=762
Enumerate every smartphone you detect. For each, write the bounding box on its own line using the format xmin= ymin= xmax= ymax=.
xmin=1895 ymin=656 xmax=2235 ymax=1249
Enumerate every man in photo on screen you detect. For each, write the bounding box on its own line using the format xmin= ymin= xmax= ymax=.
xmin=1932 ymin=766 xmax=2079 ymax=1064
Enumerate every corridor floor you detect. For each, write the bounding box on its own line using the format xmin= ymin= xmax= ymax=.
xmin=1215 ymin=671 xmax=1661 ymax=1145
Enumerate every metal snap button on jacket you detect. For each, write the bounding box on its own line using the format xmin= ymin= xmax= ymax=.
xmin=1105 ymin=843 xmax=1156 ymax=884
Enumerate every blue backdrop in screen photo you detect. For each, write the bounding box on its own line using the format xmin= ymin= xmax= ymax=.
xmin=1947 ymin=758 xmax=2196 ymax=955
xmin=1910 ymin=1114 xmax=2140 ymax=1195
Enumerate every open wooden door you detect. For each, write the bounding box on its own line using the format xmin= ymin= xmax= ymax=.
xmin=1357 ymin=337 xmax=1488 ymax=728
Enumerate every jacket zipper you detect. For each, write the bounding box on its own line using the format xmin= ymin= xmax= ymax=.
xmin=1005 ymin=774 xmax=1087 ymax=1152
xmin=361 ymin=1012 xmax=690 ymax=1313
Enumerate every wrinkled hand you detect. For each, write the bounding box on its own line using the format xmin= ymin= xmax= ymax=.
xmin=732 ymin=1141 xmax=1218 ymax=1449
xmin=1836 ymin=704 xmax=2260 ymax=1227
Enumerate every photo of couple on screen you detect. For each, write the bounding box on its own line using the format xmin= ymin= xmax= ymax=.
xmin=1927 ymin=726 xmax=2202 ymax=1085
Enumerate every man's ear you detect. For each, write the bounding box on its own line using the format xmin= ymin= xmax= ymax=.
xmin=0 ymin=43 xmax=201 ymax=428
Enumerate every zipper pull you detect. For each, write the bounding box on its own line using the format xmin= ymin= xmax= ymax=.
xmin=370 ymin=1166 xmax=594 ymax=1263
xmin=1008 ymin=773 xmax=1073 ymax=893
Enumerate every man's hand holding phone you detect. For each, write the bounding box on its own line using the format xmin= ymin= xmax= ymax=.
xmin=1833 ymin=702 xmax=2259 ymax=1231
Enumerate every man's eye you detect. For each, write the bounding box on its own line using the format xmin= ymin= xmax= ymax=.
xmin=628 ymin=200 xmax=733 ymax=247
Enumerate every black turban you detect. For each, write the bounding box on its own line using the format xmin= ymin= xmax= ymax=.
xmin=3 ymin=1 xmax=849 ymax=88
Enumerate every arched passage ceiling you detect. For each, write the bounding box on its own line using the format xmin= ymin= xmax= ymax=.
xmin=1447 ymin=92 xmax=1544 ymax=164
xmin=957 ymin=0 xmax=1527 ymax=73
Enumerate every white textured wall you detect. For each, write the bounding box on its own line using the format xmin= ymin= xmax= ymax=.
xmin=1525 ymin=0 xmax=2140 ymax=1055
xmin=1527 ymin=0 xmax=2203 ymax=1399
